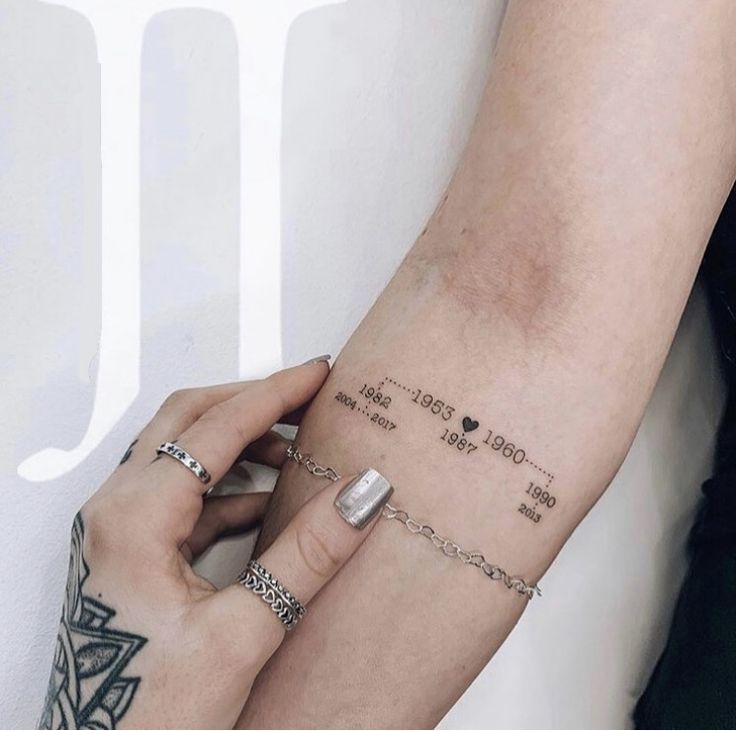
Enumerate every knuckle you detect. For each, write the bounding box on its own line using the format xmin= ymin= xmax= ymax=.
xmin=160 ymin=388 xmax=198 ymax=420
xmin=204 ymin=401 xmax=250 ymax=445
xmin=79 ymin=499 xmax=126 ymax=558
xmin=295 ymin=521 xmax=342 ymax=580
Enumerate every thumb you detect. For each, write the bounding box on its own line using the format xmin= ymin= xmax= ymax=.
xmin=205 ymin=468 xmax=393 ymax=659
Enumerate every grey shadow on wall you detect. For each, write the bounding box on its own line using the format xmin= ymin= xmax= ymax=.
xmin=279 ymin=0 xmax=505 ymax=362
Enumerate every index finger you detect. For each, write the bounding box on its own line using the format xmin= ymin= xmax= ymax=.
xmin=146 ymin=360 xmax=330 ymax=502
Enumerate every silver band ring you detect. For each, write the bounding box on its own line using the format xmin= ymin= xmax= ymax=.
xmin=156 ymin=441 xmax=212 ymax=485
xmin=237 ymin=559 xmax=305 ymax=631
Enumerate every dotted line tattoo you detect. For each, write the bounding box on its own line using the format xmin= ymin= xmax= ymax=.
xmin=523 ymin=458 xmax=555 ymax=488
xmin=383 ymin=377 xmax=416 ymax=394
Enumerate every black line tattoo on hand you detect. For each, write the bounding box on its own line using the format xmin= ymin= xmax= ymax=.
xmin=330 ymin=374 xmax=560 ymax=525
xmin=118 ymin=439 xmax=138 ymax=466
xmin=40 ymin=514 xmax=147 ymax=730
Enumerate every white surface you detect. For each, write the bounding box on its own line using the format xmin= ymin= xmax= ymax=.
xmin=0 ymin=1 xmax=723 ymax=728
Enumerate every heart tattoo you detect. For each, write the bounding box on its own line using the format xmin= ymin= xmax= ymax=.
xmin=462 ymin=417 xmax=479 ymax=432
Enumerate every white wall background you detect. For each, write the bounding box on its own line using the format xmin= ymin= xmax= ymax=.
xmin=0 ymin=1 xmax=724 ymax=728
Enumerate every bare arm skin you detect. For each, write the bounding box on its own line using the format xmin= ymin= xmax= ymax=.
xmin=239 ymin=2 xmax=736 ymax=727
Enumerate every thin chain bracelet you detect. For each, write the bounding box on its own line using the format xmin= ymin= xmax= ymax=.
xmin=285 ymin=445 xmax=541 ymax=599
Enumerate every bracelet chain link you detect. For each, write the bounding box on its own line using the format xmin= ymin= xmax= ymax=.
xmin=285 ymin=445 xmax=541 ymax=600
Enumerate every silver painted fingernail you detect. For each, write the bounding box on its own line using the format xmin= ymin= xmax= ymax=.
xmin=334 ymin=468 xmax=393 ymax=529
xmin=301 ymin=354 xmax=332 ymax=366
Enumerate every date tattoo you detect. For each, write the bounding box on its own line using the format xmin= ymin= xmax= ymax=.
xmin=335 ymin=390 xmax=396 ymax=431
xmin=330 ymin=374 xmax=559 ymax=524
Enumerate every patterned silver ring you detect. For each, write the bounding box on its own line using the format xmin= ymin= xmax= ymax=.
xmin=237 ymin=559 xmax=305 ymax=631
xmin=156 ymin=441 xmax=212 ymax=485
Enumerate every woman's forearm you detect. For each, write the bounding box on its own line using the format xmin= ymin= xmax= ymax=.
xmin=239 ymin=1 xmax=736 ymax=726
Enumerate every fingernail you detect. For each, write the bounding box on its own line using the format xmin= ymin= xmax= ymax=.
xmin=334 ymin=468 xmax=393 ymax=529
xmin=301 ymin=354 xmax=332 ymax=366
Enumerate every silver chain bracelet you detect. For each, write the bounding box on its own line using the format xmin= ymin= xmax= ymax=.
xmin=285 ymin=445 xmax=541 ymax=599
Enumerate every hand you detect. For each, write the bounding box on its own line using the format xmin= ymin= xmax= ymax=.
xmin=40 ymin=362 xmax=393 ymax=730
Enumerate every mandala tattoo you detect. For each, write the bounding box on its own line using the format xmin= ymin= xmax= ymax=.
xmin=39 ymin=514 xmax=147 ymax=729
